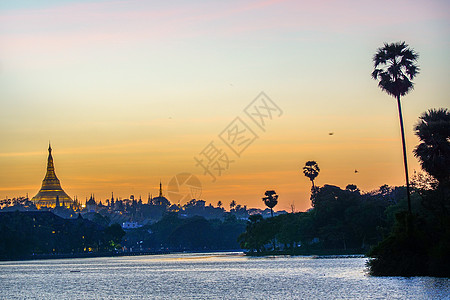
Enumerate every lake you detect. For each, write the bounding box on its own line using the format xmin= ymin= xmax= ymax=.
xmin=0 ymin=253 xmax=448 ymax=299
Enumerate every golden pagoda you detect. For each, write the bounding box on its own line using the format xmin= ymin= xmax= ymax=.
xmin=32 ymin=143 xmax=73 ymax=209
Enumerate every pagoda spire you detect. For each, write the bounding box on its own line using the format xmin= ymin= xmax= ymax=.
xmin=43 ymin=142 xmax=58 ymax=183
xmin=159 ymin=181 xmax=163 ymax=197
xmin=31 ymin=144 xmax=73 ymax=209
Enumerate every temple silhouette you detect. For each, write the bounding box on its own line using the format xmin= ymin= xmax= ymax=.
xmin=150 ymin=181 xmax=170 ymax=206
xmin=32 ymin=144 xmax=73 ymax=209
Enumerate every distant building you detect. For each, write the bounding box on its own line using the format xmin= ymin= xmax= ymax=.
xmin=150 ymin=181 xmax=171 ymax=207
xmin=86 ymin=195 xmax=97 ymax=213
xmin=122 ymin=221 xmax=142 ymax=229
xmin=32 ymin=144 xmax=73 ymax=209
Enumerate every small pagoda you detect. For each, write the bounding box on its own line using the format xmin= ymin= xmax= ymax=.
xmin=32 ymin=143 xmax=73 ymax=209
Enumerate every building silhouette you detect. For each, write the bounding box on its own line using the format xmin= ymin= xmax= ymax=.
xmin=150 ymin=181 xmax=170 ymax=206
xmin=31 ymin=143 xmax=73 ymax=209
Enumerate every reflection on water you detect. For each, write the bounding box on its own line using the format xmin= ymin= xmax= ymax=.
xmin=0 ymin=253 xmax=449 ymax=299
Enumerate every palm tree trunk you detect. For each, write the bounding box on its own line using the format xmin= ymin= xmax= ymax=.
xmin=396 ymin=95 xmax=412 ymax=214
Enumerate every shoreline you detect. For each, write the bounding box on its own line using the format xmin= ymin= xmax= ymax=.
xmin=1 ymin=249 xmax=369 ymax=262
xmin=0 ymin=249 xmax=245 ymax=262
xmin=0 ymin=250 xmax=171 ymax=262
xmin=244 ymin=248 xmax=368 ymax=257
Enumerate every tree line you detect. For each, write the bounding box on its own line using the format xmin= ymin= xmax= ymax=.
xmin=238 ymin=183 xmax=403 ymax=254
xmin=0 ymin=211 xmax=125 ymax=260
xmin=122 ymin=213 xmax=246 ymax=252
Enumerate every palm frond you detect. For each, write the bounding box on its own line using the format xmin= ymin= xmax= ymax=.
xmin=413 ymin=108 xmax=450 ymax=184
xmin=371 ymin=41 xmax=419 ymax=98
xmin=371 ymin=69 xmax=380 ymax=79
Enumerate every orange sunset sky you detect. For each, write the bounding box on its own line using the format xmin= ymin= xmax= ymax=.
xmin=1 ymin=0 xmax=449 ymax=212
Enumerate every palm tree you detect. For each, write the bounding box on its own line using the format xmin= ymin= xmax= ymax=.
xmin=303 ymin=161 xmax=320 ymax=189
xmin=230 ymin=200 xmax=236 ymax=211
xmin=372 ymin=41 xmax=419 ymax=214
xmin=262 ymin=190 xmax=278 ymax=217
xmin=217 ymin=200 xmax=223 ymax=209
xmin=413 ymin=108 xmax=450 ymax=187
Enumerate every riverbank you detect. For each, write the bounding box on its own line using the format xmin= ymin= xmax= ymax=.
xmin=244 ymin=248 xmax=367 ymax=257
xmin=0 ymin=250 xmax=171 ymax=262
xmin=0 ymin=249 xmax=245 ymax=262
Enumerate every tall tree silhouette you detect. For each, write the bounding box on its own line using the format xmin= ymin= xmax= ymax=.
xmin=262 ymin=190 xmax=278 ymax=217
xmin=372 ymin=41 xmax=419 ymax=214
xmin=229 ymin=200 xmax=236 ymax=211
xmin=303 ymin=161 xmax=320 ymax=189
xmin=413 ymin=108 xmax=450 ymax=187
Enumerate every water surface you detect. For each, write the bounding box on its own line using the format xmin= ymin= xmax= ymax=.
xmin=1 ymin=253 xmax=448 ymax=299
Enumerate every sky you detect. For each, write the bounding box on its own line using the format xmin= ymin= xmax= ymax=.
xmin=1 ymin=0 xmax=449 ymax=212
